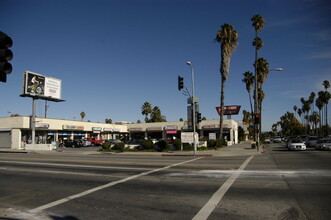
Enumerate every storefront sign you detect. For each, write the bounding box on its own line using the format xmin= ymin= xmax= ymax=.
xmin=35 ymin=123 xmax=49 ymax=128
xmin=165 ymin=125 xmax=178 ymax=130
xmin=92 ymin=127 xmax=102 ymax=131
xmin=202 ymin=124 xmax=228 ymax=129
xmin=146 ymin=127 xmax=162 ymax=131
xmin=104 ymin=127 xmax=122 ymax=132
xmin=181 ymin=132 xmax=199 ymax=144
xmin=129 ymin=127 xmax=143 ymax=132
xmin=166 ymin=130 xmax=177 ymax=134
xmin=62 ymin=125 xmax=84 ymax=130
xmin=209 ymin=133 xmax=217 ymax=140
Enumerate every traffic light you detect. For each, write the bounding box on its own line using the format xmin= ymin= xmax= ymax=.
xmin=254 ymin=113 xmax=260 ymax=124
xmin=197 ymin=112 xmax=202 ymax=123
xmin=0 ymin=31 xmax=13 ymax=83
xmin=178 ymin=76 xmax=184 ymax=90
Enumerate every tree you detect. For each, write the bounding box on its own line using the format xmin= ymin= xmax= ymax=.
xmin=216 ymin=23 xmax=238 ymax=139
xmin=293 ymin=105 xmax=298 ymax=118
xmin=251 ymin=14 xmax=265 ymax=146
xmin=242 ymin=71 xmax=254 ymax=115
xmin=141 ymin=102 xmax=152 ymax=123
xmin=80 ymin=112 xmax=86 ymax=121
xmin=278 ymin=112 xmax=305 ymax=137
xmin=105 ymin=118 xmax=112 ymax=124
xmin=150 ymin=106 xmax=166 ymax=122
xmin=323 ymin=80 xmax=330 ymax=135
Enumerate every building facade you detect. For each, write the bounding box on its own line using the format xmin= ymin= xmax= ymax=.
xmin=0 ymin=117 xmax=238 ymax=149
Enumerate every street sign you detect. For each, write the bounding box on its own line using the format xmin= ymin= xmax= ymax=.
xmin=216 ymin=105 xmax=241 ymax=115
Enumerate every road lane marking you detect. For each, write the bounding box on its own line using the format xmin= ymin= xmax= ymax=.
xmin=193 ymin=155 xmax=254 ymax=220
xmin=0 ymin=160 xmax=149 ymax=171
xmin=0 ymin=158 xmax=240 ymax=168
xmin=28 ymin=156 xmax=203 ymax=214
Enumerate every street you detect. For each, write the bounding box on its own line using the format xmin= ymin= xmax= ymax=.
xmin=0 ymin=143 xmax=331 ymax=220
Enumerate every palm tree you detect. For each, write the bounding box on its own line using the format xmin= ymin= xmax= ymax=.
xmin=297 ymin=108 xmax=303 ymax=124
xmin=323 ymin=80 xmax=330 ymax=134
xmin=242 ymin=71 xmax=254 ymax=115
xmin=80 ymin=112 xmax=86 ymax=121
xmin=293 ymin=105 xmax=298 ymax=118
xmin=316 ymin=96 xmax=324 ymax=136
xmin=323 ymin=80 xmax=330 ymax=91
xmin=251 ymin=14 xmax=265 ymax=145
xmin=216 ymin=23 xmax=239 ymax=139
xmin=141 ymin=102 xmax=152 ymax=123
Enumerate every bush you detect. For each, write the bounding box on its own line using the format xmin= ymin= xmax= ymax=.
xmin=173 ymin=139 xmax=181 ymax=150
xmin=154 ymin=140 xmax=168 ymax=152
xmin=207 ymin=139 xmax=227 ymax=149
xmin=102 ymin=142 xmax=111 ymax=150
xmin=141 ymin=140 xmax=153 ymax=149
xmin=112 ymin=142 xmax=125 ymax=151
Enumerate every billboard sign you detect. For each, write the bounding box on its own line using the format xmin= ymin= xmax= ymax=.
xmin=216 ymin=105 xmax=241 ymax=116
xmin=21 ymin=71 xmax=63 ymax=101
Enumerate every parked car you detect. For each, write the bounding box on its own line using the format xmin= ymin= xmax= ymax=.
xmin=315 ymin=139 xmax=331 ymax=150
xmin=287 ymin=139 xmax=306 ymax=151
xmin=264 ymin=138 xmax=271 ymax=144
xmin=81 ymin=139 xmax=92 ymax=147
xmin=306 ymin=136 xmax=319 ymax=148
xmin=273 ymin=136 xmax=282 ymax=143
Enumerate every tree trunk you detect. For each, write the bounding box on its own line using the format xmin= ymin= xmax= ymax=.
xmin=219 ymin=77 xmax=225 ymax=140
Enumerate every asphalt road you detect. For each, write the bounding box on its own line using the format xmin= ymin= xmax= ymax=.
xmin=0 ymin=143 xmax=330 ymax=220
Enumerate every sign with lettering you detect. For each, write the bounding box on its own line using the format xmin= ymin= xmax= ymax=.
xmin=216 ymin=105 xmax=241 ymax=115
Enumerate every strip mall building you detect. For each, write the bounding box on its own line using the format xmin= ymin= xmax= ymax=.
xmin=0 ymin=116 xmax=238 ymax=149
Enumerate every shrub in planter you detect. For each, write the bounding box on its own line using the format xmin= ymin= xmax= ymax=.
xmin=102 ymin=142 xmax=111 ymax=150
xmin=112 ymin=142 xmax=125 ymax=151
xmin=141 ymin=140 xmax=153 ymax=149
xmin=207 ymin=140 xmax=217 ymax=148
xmin=173 ymin=139 xmax=181 ymax=150
xmin=154 ymin=140 xmax=168 ymax=152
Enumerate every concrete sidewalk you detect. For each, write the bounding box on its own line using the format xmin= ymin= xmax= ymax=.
xmin=0 ymin=141 xmax=264 ymax=157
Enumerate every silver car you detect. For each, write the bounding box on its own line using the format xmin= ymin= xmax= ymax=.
xmin=315 ymin=139 xmax=331 ymax=150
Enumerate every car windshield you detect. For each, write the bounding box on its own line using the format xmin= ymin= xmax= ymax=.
xmin=291 ymin=139 xmax=303 ymax=143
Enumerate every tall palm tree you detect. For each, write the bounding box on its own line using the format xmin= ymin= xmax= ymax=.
xmin=141 ymin=102 xmax=152 ymax=123
xmin=251 ymin=14 xmax=265 ymax=145
xmin=316 ymin=96 xmax=324 ymax=136
xmin=323 ymin=80 xmax=330 ymax=134
xmin=80 ymin=112 xmax=86 ymax=121
xmin=323 ymin=80 xmax=330 ymax=91
xmin=242 ymin=71 xmax=254 ymax=115
xmin=297 ymin=108 xmax=303 ymax=124
xmin=216 ymin=23 xmax=239 ymax=139
xmin=293 ymin=105 xmax=298 ymax=118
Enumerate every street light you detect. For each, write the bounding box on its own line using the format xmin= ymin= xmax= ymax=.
xmin=254 ymin=66 xmax=283 ymax=150
xmin=186 ymin=61 xmax=197 ymax=155
xmin=270 ymin=68 xmax=283 ymax=71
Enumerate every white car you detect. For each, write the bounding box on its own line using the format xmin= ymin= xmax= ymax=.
xmin=315 ymin=139 xmax=331 ymax=150
xmin=288 ymin=139 xmax=306 ymax=151
xmin=273 ymin=136 xmax=282 ymax=143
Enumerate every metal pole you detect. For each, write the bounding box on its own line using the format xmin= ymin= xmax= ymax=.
xmin=31 ymin=97 xmax=36 ymax=144
xmin=187 ymin=61 xmax=196 ymax=155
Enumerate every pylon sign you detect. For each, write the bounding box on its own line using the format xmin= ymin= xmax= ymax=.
xmin=216 ymin=105 xmax=241 ymax=115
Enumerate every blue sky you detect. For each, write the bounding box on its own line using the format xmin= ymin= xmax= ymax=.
xmin=1 ymin=0 xmax=330 ymax=131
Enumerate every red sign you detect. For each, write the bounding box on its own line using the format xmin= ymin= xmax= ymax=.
xmin=216 ymin=105 xmax=241 ymax=116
